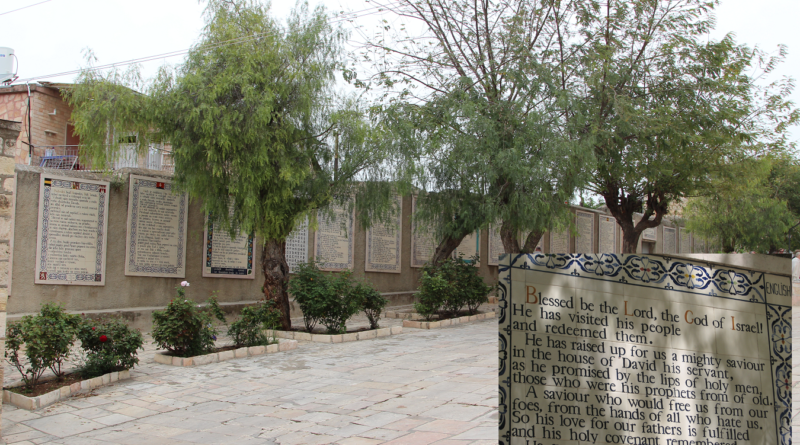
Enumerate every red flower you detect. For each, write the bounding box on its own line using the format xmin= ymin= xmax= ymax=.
xmin=91 ymin=327 xmax=95 ymax=330
xmin=99 ymin=335 xmax=108 ymax=343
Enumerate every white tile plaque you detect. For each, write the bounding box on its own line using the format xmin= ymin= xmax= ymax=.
xmin=286 ymin=217 xmax=309 ymax=274
xmin=35 ymin=175 xmax=109 ymax=286
xmin=365 ymin=196 xmax=402 ymax=274
xmin=314 ymin=203 xmax=355 ymax=271
xmin=575 ymin=211 xmax=594 ymax=253
xmin=599 ymin=215 xmax=617 ymax=253
xmin=550 ymin=229 xmax=569 ymax=253
xmin=202 ymin=213 xmax=255 ymax=279
xmin=124 ymin=175 xmax=188 ymax=278
xmin=410 ymin=195 xmax=437 ymax=268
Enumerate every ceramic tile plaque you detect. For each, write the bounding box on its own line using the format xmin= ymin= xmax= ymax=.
xmin=599 ymin=216 xmax=617 ymax=253
xmin=680 ymin=228 xmax=692 ymax=254
xmin=286 ymin=217 xmax=308 ymax=274
xmin=576 ymin=211 xmax=594 ymax=253
xmin=35 ymin=175 xmax=109 ymax=285
xmin=202 ymin=214 xmax=254 ymax=279
xmin=365 ymin=196 xmax=402 ymax=273
xmin=498 ymin=254 xmax=791 ymax=445
xmin=410 ymin=195 xmax=437 ymax=268
xmin=124 ymin=175 xmax=188 ymax=278
xmin=314 ymin=203 xmax=355 ymax=271
xmin=663 ymin=226 xmax=677 ymax=254
xmin=550 ymin=229 xmax=569 ymax=254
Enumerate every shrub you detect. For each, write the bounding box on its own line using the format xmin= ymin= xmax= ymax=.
xmin=5 ymin=303 xmax=81 ymax=389
xmin=414 ymin=270 xmax=450 ymax=321
xmin=457 ymin=255 xmax=492 ymax=315
xmin=415 ymin=255 xmax=492 ymax=319
xmin=76 ymin=317 xmax=144 ymax=378
xmin=151 ymin=283 xmax=226 ymax=357
xmin=355 ymin=281 xmax=388 ymax=329
xmin=289 ymin=262 xmax=366 ymax=334
xmin=228 ymin=300 xmax=282 ymax=347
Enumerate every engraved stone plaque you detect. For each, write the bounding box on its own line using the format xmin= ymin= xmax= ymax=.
xmin=680 ymin=228 xmax=691 ymax=254
xmin=202 ymin=213 xmax=254 ymax=279
xmin=365 ymin=196 xmax=402 ymax=273
xmin=286 ymin=217 xmax=309 ymax=274
xmin=410 ymin=195 xmax=437 ymax=268
xmin=550 ymin=229 xmax=569 ymax=253
xmin=499 ymin=254 xmax=791 ymax=445
xmin=599 ymin=216 xmax=617 ymax=253
xmin=663 ymin=226 xmax=677 ymax=254
xmin=124 ymin=175 xmax=188 ymax=278
xmin=314 ymin=203 xmax=355 ymax=271
xmin=35 ymin=175 xmax=109 ymax=285
xmin=575 ymin=211 xmax=594 ymax=253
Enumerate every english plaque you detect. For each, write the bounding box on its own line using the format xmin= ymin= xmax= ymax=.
xmin=365 ymin=196 xmax=402 ymax=273
xmin=202 ymin=213 xmax=254 ymax=279
xmin=34 ymin=175 xmax=109 ymax=285
xmin=124 ymin=175 xmax=188 ymax=278
xmin=314 ymin=204 xmax=355 ymax=271
xmin=498 ymin=254 xmax=790 ymax=445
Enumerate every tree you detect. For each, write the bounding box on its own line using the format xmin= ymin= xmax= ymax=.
xmin=575 ymin=0 xmax=798 ymax=253
xmin=685 ymin=156 xmax=800 ymax=252
xmin=364 ymin=0 xmax=593 ymax=262
xmin=67 ymin=0 xmax=393 ymax=329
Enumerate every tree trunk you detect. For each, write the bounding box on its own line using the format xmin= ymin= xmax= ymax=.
xmin=500 ymin=221 xmax=520 ymax=253
xmin=521 ymin=230 xmax=544 ymax=253
xmin=621 ymin=224 xmax=640 ymax=254
xmin=431 ymin=232 xmax=468 ymax=266
xmin=262 ymin=238 xmax=291 ymax=330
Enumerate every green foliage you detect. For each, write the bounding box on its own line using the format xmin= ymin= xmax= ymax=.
xmin=228 ymin=300 xmax=282 ymax=347
xmin=151 ymin=286 xmax=227 ymax=357
xmin=5 ymin=303 xmax=81 ymax=388
xmin=415 ymin=256 xmax=492 ymax=320
xmin=76 ymin=317 xmax=144 ymax=379
xmin=288 ymin=262 xmax=369 ymax=334
xmin=356 ymin=281 xmax=388 ymax=330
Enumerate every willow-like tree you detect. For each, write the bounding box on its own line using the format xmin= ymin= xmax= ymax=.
xmin=67 ymin=0 xmax=393 ymax=329
xmin=575 ymin=0 xmax=797 ymax=253
xmin=363 ymin=0 xmax=593 ymax=262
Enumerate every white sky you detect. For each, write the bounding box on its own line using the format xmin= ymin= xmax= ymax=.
xmin=1 ymin=0 xmax=798 ymax=143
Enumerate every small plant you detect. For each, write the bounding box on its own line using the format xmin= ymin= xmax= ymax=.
xmin=414 ymin=270 xmax=450 ymax=321
xmin=289 ymin=262 xmax=366 ymax=334
xmin=76 ymin=317 xmax=144 ymax=378
xmin=457 ymin=255 xmax=492 ymax=315
xmin=151 ymin=282 xmax=226 ymax=357
xmin=355 ymin=280 xmax=388 ymax=329
xmin=5 ymin=303 xmax=81 ymax=389
xmin=415 ymin=255 xmax=491 ymax=319
xmin=228 ymin=300 xmax=282 ymax=347
xmin=288 ymin=262 xmax=329 ymax=332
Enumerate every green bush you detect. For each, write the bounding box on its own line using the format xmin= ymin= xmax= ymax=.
xmin=228 ymin=300 xmax=282 ymax=347
xmin=415 ymin=255 xmax=492 ymax=320
xmin=5 ymin=303 xmax=81 ymax=389
xmin=356 ymin=281 xmax=388 ymax=329
xmin=288 ymin=262 xmax=366 ymax=334
xmin=151 ymin=284 xmax=226 ymax=357
xmin=76 ymin=317 xmax=144 ymax=378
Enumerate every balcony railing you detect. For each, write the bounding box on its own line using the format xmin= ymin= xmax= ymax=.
xmin=31 ymin=145 xmax=175 ymax=174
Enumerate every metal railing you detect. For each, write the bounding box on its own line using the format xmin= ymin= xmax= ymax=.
xmin=30 ymin=144 xmax=175 ymax=174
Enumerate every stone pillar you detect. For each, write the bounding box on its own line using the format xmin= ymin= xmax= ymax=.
xmin=0 ymin=119 xmax=20 ymax=436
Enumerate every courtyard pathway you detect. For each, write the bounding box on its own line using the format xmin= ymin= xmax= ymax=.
xmin=1 ymin=313 xmax=498 ymax=444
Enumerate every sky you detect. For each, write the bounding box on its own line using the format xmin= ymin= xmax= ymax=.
xmin=1 ymin=0 xmax=798 ymax=143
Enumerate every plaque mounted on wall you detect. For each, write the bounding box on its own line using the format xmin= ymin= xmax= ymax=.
xmin=599 ymin=215 xmax=616 ymax=253
xmin=286 ymin=217 xmax=309 ymax=274
xmin=202 ymin=213 xmax=255 ymax=279
xmin=410 ymin=195 xmax=437 ymax=268
xmin=663 ymin=226 xmax=677 ymax=254
xmin=314 ymin=203 xmax=355 ymax=271
xmin=365 ymin=196 xmax=402 ymax=273
xmin=124 ymin=175 xmax=189 ymax=278
xmin=575 ymin=211 xmax=594 ymax=253
xmin=34 ymin=175 xmax=110 ymax=286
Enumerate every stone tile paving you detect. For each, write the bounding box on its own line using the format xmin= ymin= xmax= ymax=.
xmin=1 ymin=307 xmax=499 ymax=444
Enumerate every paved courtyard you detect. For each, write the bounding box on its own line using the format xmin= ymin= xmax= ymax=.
xmin=792 ymin=305 xmax=798 ymax=445
xmin=1 ymin=314 xmax=498 ymax=444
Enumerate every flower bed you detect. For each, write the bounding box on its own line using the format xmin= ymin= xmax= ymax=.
xmin=154 ymin=339 xmax=298 ymax=367
xmin=3 ymin=370 xmax=131 ymax=411
xmin=403 ymin=312 xmax=496 ymax=329
xmin=271 ymin=326 xmax=402 ymax=343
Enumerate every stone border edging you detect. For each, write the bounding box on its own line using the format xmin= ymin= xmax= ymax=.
xmin=403 ymin=312 xmax=496 ymax=329
xmin=272 ymin=326 xmax=402 ymax=343
xmin=3 ymin=370 xmax=131 ymax=411
xmin=154 ymin=339 xmax=298 ymax=367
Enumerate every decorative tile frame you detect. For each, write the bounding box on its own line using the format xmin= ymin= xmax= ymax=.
xmin=314 ymin=203 xmax=355 ymax=271
xmin=365 ymin=195 xmax=402 ymax=273
xmin=498 ymin=253 xmax=791 ymax=445
xmin=202 ymin=213 xmax=255 ymax=279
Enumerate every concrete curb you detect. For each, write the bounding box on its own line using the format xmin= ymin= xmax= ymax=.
xmin=403 ymin=312 xmax=496 ymax=330
xmin=270 ymin=326 xmax=402 ymax=343
xmin=3 ymin=369 xmax=131 ymax=411
xmin=154 ymin=339 xmax=298 ymax=367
